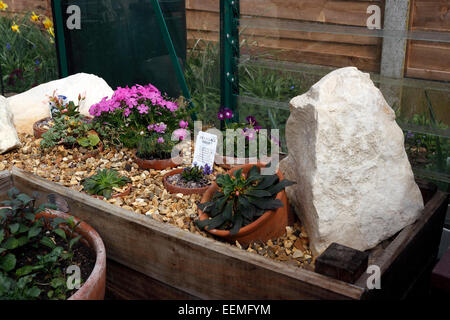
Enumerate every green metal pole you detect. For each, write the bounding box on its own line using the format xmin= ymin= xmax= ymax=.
xmin=151 ymin=0 xmax=196 ymax=120
xmin=220 ymin=0 xmax=239 ymax=123
xmin=53 ymin=0 xmax=69 ymax=78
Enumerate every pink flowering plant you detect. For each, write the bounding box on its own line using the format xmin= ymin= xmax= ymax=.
xmin=89 ymin=84 xmax=190 ymax=151
xmin=218 ymin=108 xmax=276 ymax=158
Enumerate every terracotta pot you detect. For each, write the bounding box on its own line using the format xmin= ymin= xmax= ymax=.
xmin=38 ymin=210 xmax=106 ymax=300
xmin=214 ymin=153 xmax=259 ymax=170
xmin=163 ymin=168 xmax=211 ymax=195
xmin=198 ymin=163 xmax=294 ymax=246
xmin=134 ymin=151 xmax=181 ymax=170
xmin=33 ymin=116 xmax=93 ymax=139
xmin=88 ymin=184 xmax=132 ymax=200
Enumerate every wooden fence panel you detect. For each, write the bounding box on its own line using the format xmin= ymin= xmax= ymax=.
xmin=187 ymin=0 xmax=384 ymax=72
xmin=0 ymin=0 xmax=52 ymax=17
xmin=406 ymin=0 xmax=450 ymax=82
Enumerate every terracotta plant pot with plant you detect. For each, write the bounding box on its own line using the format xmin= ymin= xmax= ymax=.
xmin=82 ymin=169 xmax=131 ymax=200
xmin=0 ymin=188 xmax=106 ymax=300
xmin=134 ymin=137 xmax=184 ymax=171
xmin=196 ymin=163 xmax=295 ymax=245
xmin=214 ymin=111 xmax=279 ymax=170
xmin=33 ymin=116 xmax=93 ymax=139
xmin=163 ymin=164 xmax=213 ymax=195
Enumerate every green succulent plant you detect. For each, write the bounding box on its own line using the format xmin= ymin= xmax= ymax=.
xmin=195 ymin=165 xmax=295 ymax=235
xmin=82 ymin=169 xmax=131 ymax=200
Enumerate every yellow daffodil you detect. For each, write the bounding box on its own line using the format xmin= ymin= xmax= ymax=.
xmin=0 ymin=1 xmax=8 ymax=11
xmin=47 ymin=27 xmax=55 ymax=38
xmin=31 ymin=12 xmax=39 ymax=22
xmin=11 ymin=23 xmax=20 ymax=33
xmin=43 ymin=17 xmax=53 ymax=29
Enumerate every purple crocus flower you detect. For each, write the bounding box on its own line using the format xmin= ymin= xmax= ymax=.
xmin=157 ymin=137 xmax=165 ymax=144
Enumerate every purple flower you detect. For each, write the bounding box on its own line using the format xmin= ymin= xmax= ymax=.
xmin=406 ymin=131 xmax=415 ymax=140
xmin=203 ymin=163 xmax=213 ymax=175
xmin=246 ymin=115 xmax=257 ymax=126
xmin=290 ymin=85 xmax=295 ymax=90
xmin=217 ymin=110 xmax=225 ymax=121
xmin=6 ymin=43 xmax=10 ymax=50
xmin=157 ymin=137 xmax=165 ymax=144
xmin=223 ymin=108 xmax=233 ymax=119
xmin=179 ymin=120 xmax=189 ymax=129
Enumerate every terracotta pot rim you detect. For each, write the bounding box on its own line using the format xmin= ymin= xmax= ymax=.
xmin=133 ymin=150 xmax=182 ymax=170
xmin=163 ymin=168 xmax=211 ymax=195
xmin=37 ymin=210 xmax=106 ymax=300
xmin=198 ymin=163 xmax=285 ymax=238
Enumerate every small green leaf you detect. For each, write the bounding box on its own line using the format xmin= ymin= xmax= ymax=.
xmin=16 ymin=265 xmax=33 ymax=277
xmin=0 ymin=253 xmax=16 ymax=272
xmin=53 ymin=228 xmax=67 ymax=240
xmin=88 ymin=134 xmax=100 ymax=146
xmin=16 ymin=194 xmax=33 ymax=206
xmin=7 ymin=187 xmax=20 ymax=200
xmin=9 ymin=223 xmax=20 ymax=234
xmin=17 ymin=236 xmax=29 ymax=247
xmin=2 ymin=237 xmax=19 ymax=250
xmin=0 ymin=229 xmax=4 ymax=243
xmin=245 ymin=189 xmax=272 ymax=198
xmin=40 ymin=236 xmax=56 ymax=249
xmin=28 ymin=226 xmax=42 ymax=239
xmin=50 ymin=277 xmax=66 ymax=289
xmin=26 ymin=287 xmax=41 ymax=298
xmin=69 ymin=235 xmax=82 ymax=249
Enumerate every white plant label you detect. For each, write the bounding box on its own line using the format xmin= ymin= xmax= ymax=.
xmin=192 ymin=131 xmax=218 ymax=169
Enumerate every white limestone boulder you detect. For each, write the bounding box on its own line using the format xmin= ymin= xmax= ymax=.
xmin=7 ymin=73 xmax=114 ymax=134
xmin=0 ymin=96 xmax=21 ymax=154
xmin=279 ymin=67 xmax=424 ymax=256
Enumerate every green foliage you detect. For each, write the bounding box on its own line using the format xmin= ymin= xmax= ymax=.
xmin=0 ymin=188 xmax=84 ymax=300
xmin=82 ymin=169 xmax=131 ymax=200
xmin=181 ymin=164 xmax=212 ymax=182
xmin=136 ymin=134 xmax=179 ymax=160
xmin=77 ymin=133 xmax=100 ymax=149
xmin=195 ymin=165 xmax=295 ymax=235
xmin=0 ymin=12 xmax=57 ymax=93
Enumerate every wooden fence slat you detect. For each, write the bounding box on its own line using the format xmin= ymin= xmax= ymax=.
xmin=187 ymin=0 xmax=384 ymax=27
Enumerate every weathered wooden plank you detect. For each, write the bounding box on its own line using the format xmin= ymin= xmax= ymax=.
xmin=188 ymin=31 xmax=381 ymax=72
xmin=0 ymin=171 xmax=12 ymax=198
xmin=186 ymin=0 xmax=384 ymax=27
xmin=106 ymin=259 xmax=199 ymax=300
xmin=187 ymin=10 xmax=381 ymax=46
xmin=10 ymin=167 xmax=365 ymax=300
xmin=356 ymin=188 xmax=449 ymax=299
xmin=405 ymin=40 xmax=450 ymax=81
xmin=410 ymin=0 xmax=450 ymax=32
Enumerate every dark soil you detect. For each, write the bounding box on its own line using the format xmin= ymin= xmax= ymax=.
xmin=167 ymin=173 xmax=211 ymax=189
xmin=13 ymin=233 xmax=96 ymax=300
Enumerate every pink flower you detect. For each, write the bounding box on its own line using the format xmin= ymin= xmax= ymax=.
xmin=173 ymin=128 xmax=188 ymax=141
xmin=148 ymin=122 xmax=167 ymax=133
xmin=244 ymin=128 xmax=257 ymax=141
xmin=165 ymin=101 xmax=178 ymax=112
xmin=123 ymin=108 xmax=132 ymax=117
xmin=137 ymin=104 xmax=149 ymax=114
xmin=179 ymin=120 xmax=188 ymax=128
xmin=157 ymin=137 xmax=165 ymax=144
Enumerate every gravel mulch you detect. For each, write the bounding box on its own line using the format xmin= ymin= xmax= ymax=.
xmin=0 ymin=133 xmax=315 ymax=269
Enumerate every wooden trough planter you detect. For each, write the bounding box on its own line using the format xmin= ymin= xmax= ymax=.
xmin=0 ymin=167 xmax=448 ymax=300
